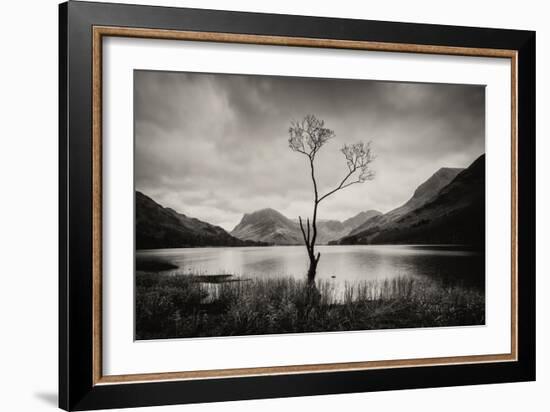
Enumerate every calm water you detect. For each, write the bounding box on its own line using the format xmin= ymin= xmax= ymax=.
xmin=136 ymin=245 xmax=485 ymax=291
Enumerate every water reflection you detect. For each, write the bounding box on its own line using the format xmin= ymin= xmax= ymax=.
xmin=136 ymin=245 xmax=484 ymax=291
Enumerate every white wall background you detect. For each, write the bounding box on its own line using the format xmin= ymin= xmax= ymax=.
xmin=0 ymin=0 xmax=546 ymax=411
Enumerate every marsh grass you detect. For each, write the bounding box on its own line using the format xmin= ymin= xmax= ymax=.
xmin=136 ymin=272 xmax=484 ymax=340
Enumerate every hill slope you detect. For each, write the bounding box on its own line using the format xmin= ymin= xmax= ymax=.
xmin=136 ymin=191 xmax=260 ymax=249
xmin=342 ymin=210 xmax=382 ymax=230
xmin=339 ymin=155 xmax=485 ymax=246
xmin=348 ymin=167 xmax=463 ymax=237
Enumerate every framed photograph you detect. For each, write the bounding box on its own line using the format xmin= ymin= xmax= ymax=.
xmin=59 ymin=1 xmax=536 ymax=410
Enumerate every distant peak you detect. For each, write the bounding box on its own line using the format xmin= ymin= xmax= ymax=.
xmin=237 ymin=208 xmax=290 ymax=226
xmin=252 ymin=207 xmax=281 ymax=215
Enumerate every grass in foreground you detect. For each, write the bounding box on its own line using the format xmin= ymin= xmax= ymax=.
xmin=135 ymin=273 xmax=485 ymax=340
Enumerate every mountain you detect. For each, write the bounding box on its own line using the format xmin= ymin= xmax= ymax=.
xmin=231 ymin=208 xmax=381 ymax=245
xmin=316 ymin=210 xmax=383 ymax=243
xmin=136 ymin=191 xmax=262 ymax=249
xmin=338 ymin=155 xmax=485 ymax=246
xmin=347 ymin=167 xmax=463 ymax=237
xmin=231 ymin=208 xmax=303 ymax=245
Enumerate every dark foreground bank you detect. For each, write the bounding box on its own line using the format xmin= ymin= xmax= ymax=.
xmin=135 ymin=272 xmax=484 ymax=340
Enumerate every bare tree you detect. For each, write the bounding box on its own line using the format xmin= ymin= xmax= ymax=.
xmin=288 ymin=114 xmax=375 ymax=285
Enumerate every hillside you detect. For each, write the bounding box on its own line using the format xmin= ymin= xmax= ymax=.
xmin=348 ymin=167 xmax=463 ymax=237
xmin=135 ymin=191 xmax=262 ymax=249
xmin=338 ymin=155 xmax=485 ymax=246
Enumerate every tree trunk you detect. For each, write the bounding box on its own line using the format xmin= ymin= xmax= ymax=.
xmin=306 ymin=251 xmax=320 ymax=285
xmin=305 ymin=251 xmax=321 ymax=306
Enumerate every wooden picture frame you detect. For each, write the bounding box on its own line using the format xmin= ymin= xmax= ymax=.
xmin=59 ymin=1 xmax=535 ymax=410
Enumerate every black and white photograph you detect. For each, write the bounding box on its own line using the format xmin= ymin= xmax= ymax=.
xmin=134 ymin=70 xmax=486 ymax=340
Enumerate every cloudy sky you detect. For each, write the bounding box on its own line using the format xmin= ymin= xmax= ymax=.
xmin=135 ymin=70 xmax=485 ymax=231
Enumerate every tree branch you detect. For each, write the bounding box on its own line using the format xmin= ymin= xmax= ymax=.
xmin=317 ymin=141 xmax=375 ymax=203
xmin=317 ymin=168 xmax=357 ymax=203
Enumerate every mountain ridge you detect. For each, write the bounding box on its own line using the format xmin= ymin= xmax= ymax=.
xmin=231 ymin=208 xmax=382 ymax=245
xmin=347 ymin=167 xmax=463 ymax=237
xmin=337 ymin=155 xmax=485 ymax=246
xmin=135 ymin=191 xmax=265 ymax=249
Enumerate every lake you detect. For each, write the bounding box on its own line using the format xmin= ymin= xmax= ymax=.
xmin=136 ymin=245 xmax=485 ymax=291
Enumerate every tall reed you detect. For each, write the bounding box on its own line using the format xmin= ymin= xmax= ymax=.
xmin=136 ymin=272 xmax=485 ymax=339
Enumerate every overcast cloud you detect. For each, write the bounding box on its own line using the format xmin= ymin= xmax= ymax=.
xmin=135 ymin=70 xmax=485 ymax=231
